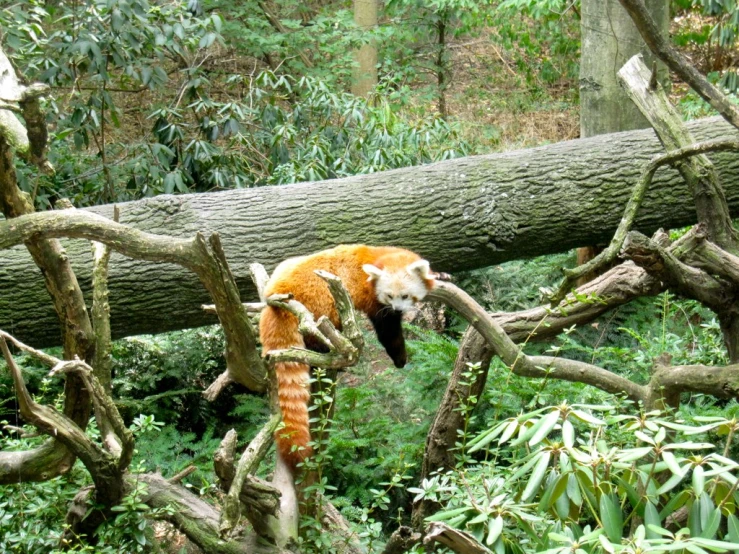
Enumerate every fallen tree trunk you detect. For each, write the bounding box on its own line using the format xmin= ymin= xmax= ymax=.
xmin=2 ymin=117 xmax=739 ymax=347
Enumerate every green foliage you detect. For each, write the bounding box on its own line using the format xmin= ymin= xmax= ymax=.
xmin=112 ymin=327 xmax=230 ymax=431
xmin=1 ymin=0 xmax=224 ymax=206
xmin=457 ymin=251 xmax=576 ymax=313
xmin=414 ymin=405 xmax=739 ymax=554
xmin=0 ymin=422 xmax=175 ymax=553
xmin=555 ymin=293 xmax=728 ymax=385
xmin=0 ymin=455 xmax=89 ymax=553
xmin=296 ymin=328 xmax=458 ymax=551
xmin=325 ymin=328 xmax=457 ymax=507
xmin=2 ymin=0 xmax=471 ymax=208
xmin=492 ymin=0 xmax=580 ymax=90
xmin=206 ymin=0 xmax=359 ymax=86
xmin=673 ymin=0 xmax=739 ymax=92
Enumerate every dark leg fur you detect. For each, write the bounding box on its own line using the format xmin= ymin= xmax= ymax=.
xmin=369 ymin=310 xmax=407 ymax=368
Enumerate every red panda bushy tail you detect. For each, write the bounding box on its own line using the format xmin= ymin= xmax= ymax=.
xmin=259 ymin=306 xmax=312 ymax=471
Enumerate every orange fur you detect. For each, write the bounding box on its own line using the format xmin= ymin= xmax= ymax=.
xmin=259 ymin=245 xmax=434 ymax=471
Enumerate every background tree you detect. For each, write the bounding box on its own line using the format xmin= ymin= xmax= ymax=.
xmin=351 ymin=0 xmax=379 ymax=97
xmin=577 ymin=0 xmax=669 ymax=278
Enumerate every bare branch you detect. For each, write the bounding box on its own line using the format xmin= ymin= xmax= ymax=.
xmin=266 ymin=295 xmax=333 ymax=350
xmin=0 ymin=209 xmax=267 ymax=393
xmin=552 ymin=137 xmax=739 ymax=303
xmin=428 ymin=282 xmax=647 ymax=403
xmin=263 ymin=271 xmax=363 ymax=370
xmin=250 ymin=262 xmax=271 ymax=302
xmin=0 ymin=329 xmax=61 ymax=367
xmin=617 ymin=54 xmax=738 ymax=249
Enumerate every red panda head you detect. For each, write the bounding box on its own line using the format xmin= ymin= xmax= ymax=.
xmin=363 ymin=256 xmax=434 ymax=312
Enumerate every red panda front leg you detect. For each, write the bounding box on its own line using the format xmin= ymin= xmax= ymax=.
xmin=369 ymin=309 xmax=407 ymax=368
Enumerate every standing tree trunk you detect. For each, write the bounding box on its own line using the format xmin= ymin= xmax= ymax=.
xmin=351 ymin=0 xmax=378 ymax=98
xmin=577 ymin=0 xmax=669 ymax=277
xmin=580 ymin=0 xmax=669 ymax=135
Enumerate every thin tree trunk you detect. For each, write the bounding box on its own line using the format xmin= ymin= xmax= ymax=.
xmin=351 ymin=0 xmax=378 ymax=97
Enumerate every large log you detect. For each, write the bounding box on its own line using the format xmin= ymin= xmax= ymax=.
xmin=2 ymin=116 xmax=739 ymax=347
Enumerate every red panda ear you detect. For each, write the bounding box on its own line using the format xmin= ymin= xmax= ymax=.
xmin=363 ymin=264 xmax=385 ymax=282
xmin=407 ymin=259 xmax=432 ymax=280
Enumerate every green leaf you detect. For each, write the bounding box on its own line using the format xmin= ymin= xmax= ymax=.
xmin=571 ymin=410 xmax=606 ymax=426
xmin=538 ymin=472 xmax=561 ymax=510
xmin=618 ymin=446 xmax=653 ymax=463
xmin=694 ymin=465 xmax=706 ymax=496
xmin=665 ymin=442 xmax=714 ymax=450
xmin=690 ymin=498 xmax=703 ymax=537
xmin=645 ymin=502 xmax=662 ymax=540
xmin=486 ymin=515 xmax=504 ymax=546
xmin=657 ymin=470 xmax=687 ymax=495
xmin=562 ymin=419 xmax=575 ymax=448
xmin=599 ymin=534 xmax=615 ymax=554
xmin=600 ymin=494 xmax=623 ymax=542
xmin=727 ymin=514 xmax=739 ymax=544
xmin=567 ymin=473 xmax=582 ymax=507
xmin=554 ymin=486 xmax=570 ymax=520
xmin=468 ymin=420 xmax=510 ymax=453
xmin=522 ymin=452 xmax=551 ymax=502
xmin=599 ymin=493 xmax=623 ymax=543
xmin=700 ymin=508 xmax=721 ymax=540
xmin=662 ymin=450 xmax=686 ymax=476
xmin=426 ymin=507 xmax=471 ymax=522
xmin=660 ymin=490 xmax=690 ymax=520
xmin=530 ymin=410 xmax=560 ymax=446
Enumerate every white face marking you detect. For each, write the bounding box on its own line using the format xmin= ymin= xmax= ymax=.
xmin=364 ymin=263 xmax=431 ymax=312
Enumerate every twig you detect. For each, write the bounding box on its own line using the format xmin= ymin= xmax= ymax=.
xmin=168 ymin=465 xmax=197 ymax=484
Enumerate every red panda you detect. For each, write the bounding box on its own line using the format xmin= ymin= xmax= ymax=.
xmin=259 ymin=245 xmax=435 ymax=471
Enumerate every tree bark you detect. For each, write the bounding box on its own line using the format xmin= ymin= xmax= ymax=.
xmin=580 ymin=0 xmax=669 ymax=136
xmin=351 ymin=0 xmax=378 ymax=97
xmin=2 ymin=117 xmax=739 ymax=348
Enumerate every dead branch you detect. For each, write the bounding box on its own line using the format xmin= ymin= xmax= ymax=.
xmin=0 ymin=46 xmax=93 ymax=483
xmin=618 ymin=54 xmax=738 ymax=250
xmin=0 ymin=337 xmax=127 ymax=535
xmin=383 ymin=526 xmax=422 ymax=554
xmin=0 ymin=209 xmax=267 ymax=393
xmin=220 ymin=413 xmax=281 ymax=538
xmin=552 ymin=138 xmax=739 ymax=303
xmin=90 ymin=206 xmax=117 ymax=393
xmin=424 ymin=522 xmax=493 ymax=554
xmin=427 ymin=282 xmax=647 ymax=402
xmin=622 ymin=231 xmax=730 ymax=309
xmin=413 ymin=328 xmax=493 ymax=527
